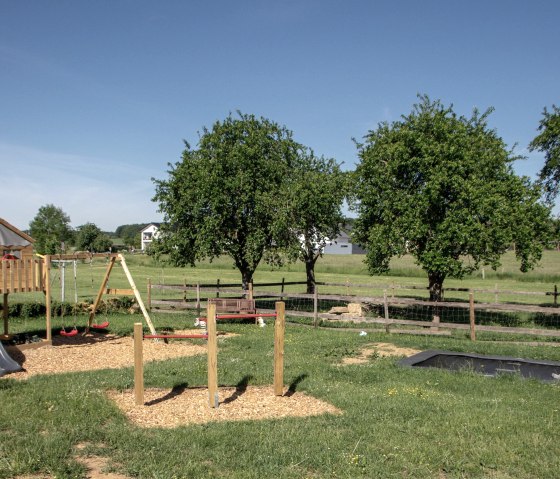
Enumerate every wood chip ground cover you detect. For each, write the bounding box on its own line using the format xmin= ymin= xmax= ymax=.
xmin=108 ymin=386 xmax=342 ymax=428
xmin=341 ymin=342 xmax=421 ymax=365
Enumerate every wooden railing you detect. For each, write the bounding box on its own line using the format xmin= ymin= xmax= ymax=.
xmin=0 ymin=258 xmax=44 ymax=294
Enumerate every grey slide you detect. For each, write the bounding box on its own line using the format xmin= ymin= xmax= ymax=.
xmin=0 ymin=342 xmax=22 ymax=377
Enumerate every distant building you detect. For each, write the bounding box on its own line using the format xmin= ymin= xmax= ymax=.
xmin=140 ymin=223 xmax=161 ymax=251
xmin=323 ymin=230 xmax=366 ymax=255
xmin=0 ymin=217 xmax=35 ymax=259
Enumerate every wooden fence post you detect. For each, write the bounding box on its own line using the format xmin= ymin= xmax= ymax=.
xmin=216 ymin=279 xmax=220 ymax=298
xmin=248 ymin=282 xmax=254 ymax=301
xmin=196 ymin=282 xmax=201 ymax=317
xmin=281 ymin=277 xmax=285 ymax=294
xmin=134 ymin=322 xmax=144 ymax=406
xmin=147 ymin=278 xmax=151 ymax=312
xmin=207 ymin=302 xmax=219 ymax=408
xmin=384 ymin=290 xmax=390 ymax=333
xmin=495 ymin=283 xmax=499 ymax=304
xmin=469 ymin=292 xmax=476 ymax=341
xmin=313 ymin=286 xmax=319 ymax=328
xmin=554 ymin=285 xmax=558 ymax=307
xmin=274 ymin=301 xmax=285 ymax=396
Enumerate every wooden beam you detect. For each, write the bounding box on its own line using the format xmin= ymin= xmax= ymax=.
xmin=118 ymin=254 xmax=156 ymax=335
xmin=88 ymin=256 xmax=117 ymax=331
xmin=134 ymin=322 xmax=144 ymax=406
xmin=207 ymin=302 xmax=218 ymax=408
xmin=274 ymin=302 xmax=285 ymax=396
xmin=44 ymin=255 xmax=52 ymax=342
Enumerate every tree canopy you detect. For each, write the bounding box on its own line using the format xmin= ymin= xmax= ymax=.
xmin=75 ymin=223 xmax=113 ymax=252
xmin=29 ymin=204 xmax=74 ymax=254
xmin=352 ymin=95 xmax=550 ymax=301
xmin=152 ymin=112 xmax=301 ymax=289
xmin=529 ymin=104 xmax=560 ymax=203
xmin=280 ymin=150 xmax=347 ymax=293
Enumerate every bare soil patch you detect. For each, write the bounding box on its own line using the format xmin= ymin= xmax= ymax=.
xmin=3 ymin=330 xmax=227 ymax=380
xmin=342 ymin=342 xmax=421 ymax=365
xmin=108 ymin=386 xmax=342 ymax=428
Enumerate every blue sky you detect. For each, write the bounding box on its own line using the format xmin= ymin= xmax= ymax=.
xmin=1 ymin=0 xmax=558 ymax=231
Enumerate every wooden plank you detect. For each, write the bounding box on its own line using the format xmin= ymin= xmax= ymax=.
xmin=44 ymin=256 xmax=52 ymax=342
xmin=119 ymin=254 xmax=157 ymax=335
xmin=274 ymin=302 xmax=285 ymax=396
xmin=88 ymin=256 xmax=117 ymax=331
xmin=105 ymin=288 xmax=134 ymax=295
xmin=207 ymin=303 xmax=218 ymax=408
xmin=134 ymin=322 xmax=144 ymax=406
xmin=3 ymin=293 xmax=8 ymax=335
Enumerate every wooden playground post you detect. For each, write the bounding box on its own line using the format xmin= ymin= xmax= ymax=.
xmin=134 ymin=322 xmax=144 ymax=405
xmin=44 ymin=255 xmax=52 ymax=342
xmin=3 ymin=293 xmax=8 ymax=336
xmin=88 ymin=255 xmax=117 ymax=331
xmin=274 ymin=301 xmax=285 ymax=396
xmin=207 ymin=302 xmax=218 ymax=408
xmin=469 ymin=292 xmax=476 ymax=341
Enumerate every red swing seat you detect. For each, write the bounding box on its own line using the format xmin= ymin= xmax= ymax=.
xmin=60 ymin=327 xmax=78 ymax=337
xmin=91 ymin=321 xmax=110 ymax=329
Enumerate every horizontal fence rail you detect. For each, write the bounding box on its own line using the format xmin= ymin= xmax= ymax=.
xmin=147 ymin=279 xmax=560 ymax=339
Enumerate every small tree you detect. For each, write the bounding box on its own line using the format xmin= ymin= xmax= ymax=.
xmin=29 ymin=204 xmax=74 ymax=254
xmin=152 ymin=112 xmax=301 ymax=289
xmin=281 ymin=150 xmax=347 ymax=293
xmin=352 ymin=95 xmax=550 ymax=301
xmin=75 ymin=223 xmax=112 ymax=252
xmin=529 ymin=104 xmax=560 ymax=203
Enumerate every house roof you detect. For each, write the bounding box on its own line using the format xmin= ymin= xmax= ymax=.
xmin=141 ymin=223 xmax=161 ymax=233
xmin=0 ymin=218 xmax=35 ymax=248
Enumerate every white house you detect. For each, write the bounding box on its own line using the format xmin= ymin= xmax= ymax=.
xmin=323 ymin=230 xmax=366 ymax=255
xmin=140 ymin=223 xmax=160 ymax=251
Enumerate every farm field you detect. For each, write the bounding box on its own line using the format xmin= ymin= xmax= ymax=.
xmin=1 ymin=251 xmax=560 ymax=478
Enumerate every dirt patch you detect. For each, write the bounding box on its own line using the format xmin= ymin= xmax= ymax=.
xmin=107 ymin=386 xmax=342 ymax=428
xmin=14 ymin=443 xmax=129 ymax=479
xmin=75 ymin=455 xmax=128 ymax=479
xmin=342 ymin=342 xmax=421 ymax=365
xmin=2 ymin=330 xmax=232 ymax=380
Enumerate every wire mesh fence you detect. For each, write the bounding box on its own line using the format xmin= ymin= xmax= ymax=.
xmin=147 ymin=279 xmax=560 ymax=340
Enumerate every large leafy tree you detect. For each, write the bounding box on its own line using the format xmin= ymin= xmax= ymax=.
xmin=529 ymin=104 xmax=560 ymax=203
xmin=352 ymin=95 xmax=550 ymax=301
xmin=75 ymin=223 xmax=112 ymax=252
xmin=29 ymin=204 xmax=74 ymax=254
xmin=281 ymin=150 xmax=347 ymax=293
xmin=152 ymin=112 xmax=301 ymax=289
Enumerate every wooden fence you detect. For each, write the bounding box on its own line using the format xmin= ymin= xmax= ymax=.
xmin=147 ymin=279 xmax=560 ymax=339
xmin=0 ymin=258 xmax=44 ymax=294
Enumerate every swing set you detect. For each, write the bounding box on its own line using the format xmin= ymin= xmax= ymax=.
xmin=44 ymin=253 xmax=156 ymax=340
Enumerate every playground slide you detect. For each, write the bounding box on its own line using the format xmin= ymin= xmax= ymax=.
xmin=0 ymin=342 xmax=22 ymax=377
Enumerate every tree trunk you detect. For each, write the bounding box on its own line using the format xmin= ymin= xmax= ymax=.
xmin=240 ymin=269 xmax=254 ymax=293
xmin=305 ymin=258 xmax=316 ymax=294
xmin=428 ymin=272 xmax=445 ymax=302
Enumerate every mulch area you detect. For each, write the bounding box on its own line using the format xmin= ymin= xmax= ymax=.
xmin=2 ymin=330 xmax=343 ymax=428
xmin=108 ymin=386 xmax=342 ymax=428
xmin=2 ymin=330 xmax=213 ymax=379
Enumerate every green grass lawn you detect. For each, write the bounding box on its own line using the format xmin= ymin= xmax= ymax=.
xmin=1 ymin=312 xmax=560 ymax=478
xmin=2 ymin=252 xmax=560 ymax=478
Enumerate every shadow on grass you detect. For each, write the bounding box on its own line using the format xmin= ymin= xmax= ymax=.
xmin=285 ymin=373 xmax=309 ymax=397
